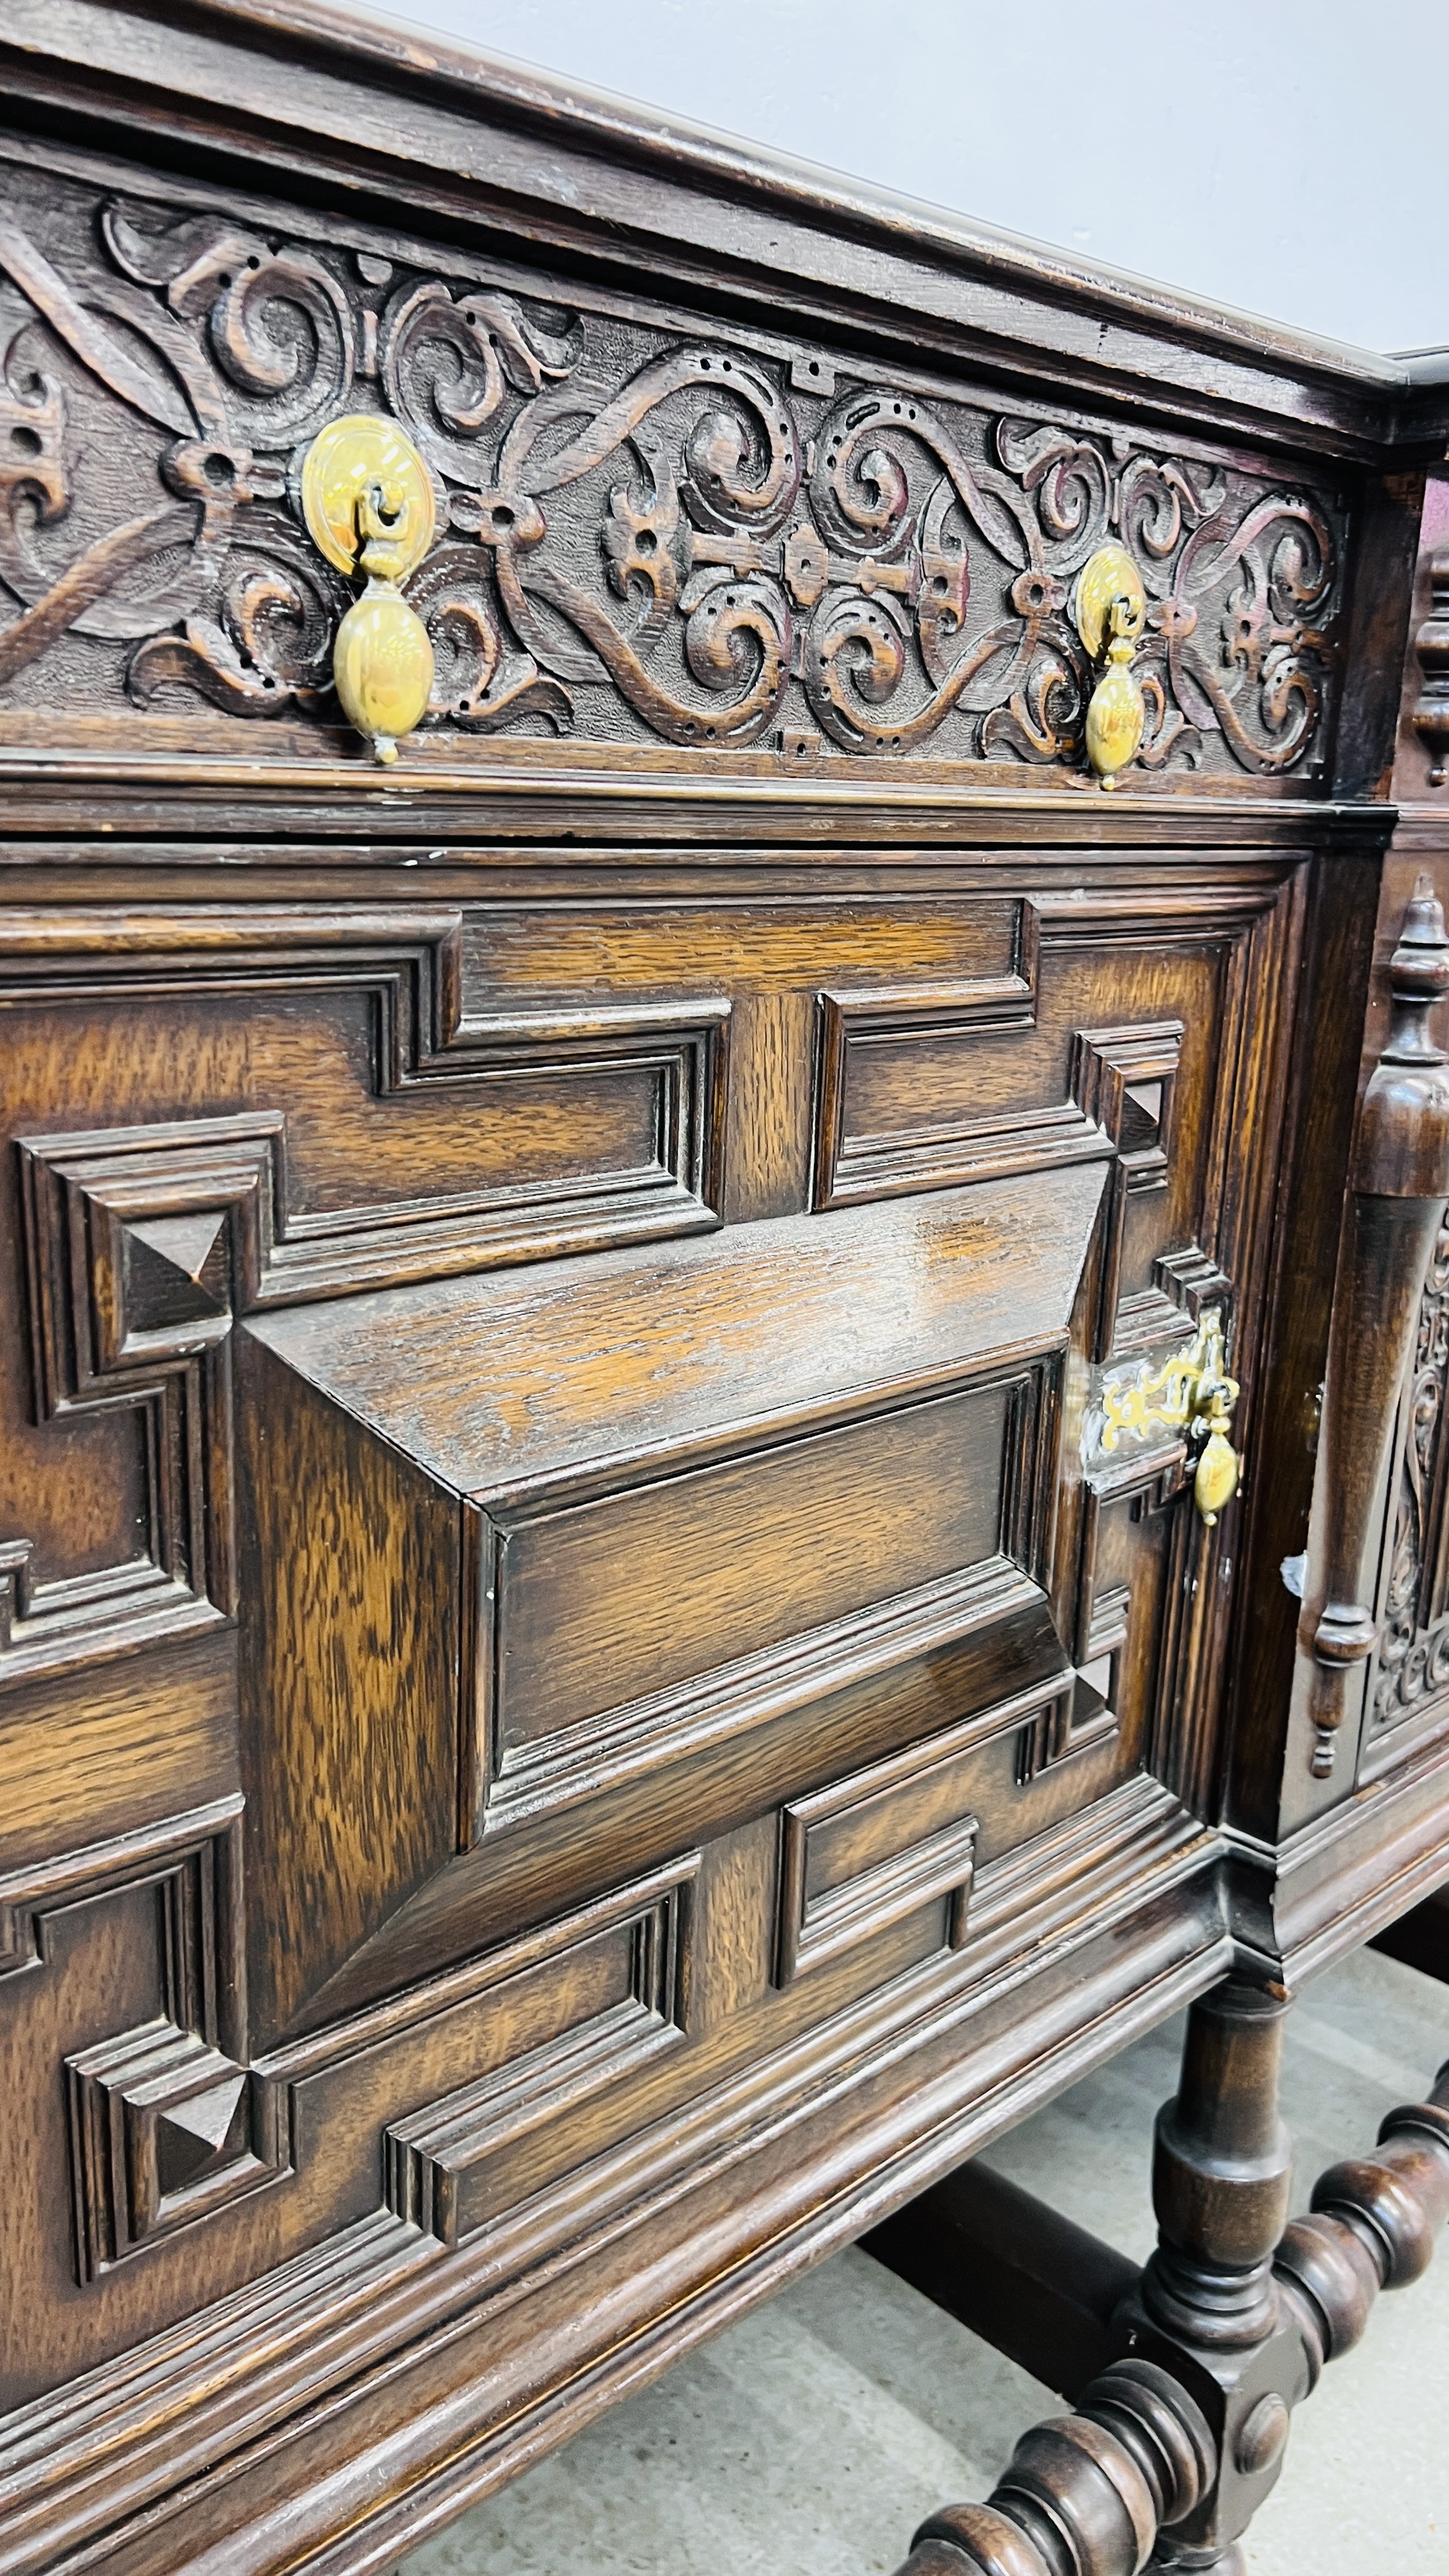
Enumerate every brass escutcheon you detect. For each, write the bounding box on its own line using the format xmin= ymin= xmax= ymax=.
xmin=1073 ymin=542 xmax=1147 ymax=792
xmin=1100 ymin=1307 xmax=1242 ymax=1527
xmin=300 ymin=414 xmax=437 ymax=765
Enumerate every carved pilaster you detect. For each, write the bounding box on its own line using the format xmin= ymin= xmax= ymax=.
xmin=1306 ymin=877 xmax=1449 ymax=1774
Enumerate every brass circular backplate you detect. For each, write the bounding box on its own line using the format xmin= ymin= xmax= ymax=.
xmin=1073 ymin=542 xmax=1147 ymax=659
xmin=300 ymin=414 xmax=436 ymax=581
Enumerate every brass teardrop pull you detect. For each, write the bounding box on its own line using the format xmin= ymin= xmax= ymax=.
xmin=300 ymin=415 xmax=437 ymax=764
xmin=1073 ymin=542 xmax=1147 ymax=791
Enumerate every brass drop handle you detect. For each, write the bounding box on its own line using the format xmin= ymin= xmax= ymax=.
xmin=1073 ymin=542 xmax=1148 ymax=790
xmin=300 ymin=414 xmax=437 ymax=763
xmin=1099 ymin=1307 xmax=1242 ymax=1526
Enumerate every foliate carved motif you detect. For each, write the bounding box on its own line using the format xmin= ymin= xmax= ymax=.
xmin=1372 ymin=1208 xmax=1449 ymax=1729
xmin=0 ymin=171 xmax=1341 ymax=774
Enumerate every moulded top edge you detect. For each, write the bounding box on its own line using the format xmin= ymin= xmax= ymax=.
xmin=6 ymin=0 xmax=1444 ymax=439
xmin=144 ymin=0 xmax=1433 ymax=392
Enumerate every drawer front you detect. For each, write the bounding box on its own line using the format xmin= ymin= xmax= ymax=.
xmin=0 ymin=134 xmax=1344 ymax=800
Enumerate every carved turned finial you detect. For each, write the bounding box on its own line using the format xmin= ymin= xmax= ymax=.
xmin=1412 ymin=551 xmax=1449 ymax=787
xmin=1387 ymin=875 xmax=1449 ymax=1017
xmin=1307 ymin=876 xmax=1449 ymax=1775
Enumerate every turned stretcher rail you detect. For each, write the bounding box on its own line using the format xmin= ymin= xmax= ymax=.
xmin=868 ymin=1982 xmax=1449 ymax=2576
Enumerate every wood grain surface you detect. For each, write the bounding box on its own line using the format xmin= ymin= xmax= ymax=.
xmin=0 ymin=12 xmax=1445 ymax=2572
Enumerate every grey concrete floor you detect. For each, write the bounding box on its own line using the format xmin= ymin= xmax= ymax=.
xmin=395 ymin=1945 xmax=1449 ymax=2574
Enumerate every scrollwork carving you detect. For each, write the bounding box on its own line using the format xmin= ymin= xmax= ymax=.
xmin=380 ymin=277 xmax=577 ymax=485
xmin=103 ymin=197 xmax=356 ymax=446
xmin=406 ymin=540 xmax=571 ymax=733
xmin=128 ymin=510 xmax=346 ymax=715
xmin=0 ymin=160 xmax=1344 ymax=776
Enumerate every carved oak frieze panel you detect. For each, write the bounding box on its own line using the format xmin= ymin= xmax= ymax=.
xmin=0 ymin=154 xmax=1343 ymax=779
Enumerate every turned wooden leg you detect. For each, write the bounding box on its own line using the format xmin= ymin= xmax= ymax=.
xmin=880 ymin=1979 xmax=1449 ymax=2576
xmin=1131 ymin=1979 xmax=1299 ymax=2573
xmin=1140 ymin=1977 xmax=1292 ymax=2350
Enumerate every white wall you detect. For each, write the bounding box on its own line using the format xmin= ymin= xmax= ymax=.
xmin=388 ymin=0 xmax=1445 ymax=355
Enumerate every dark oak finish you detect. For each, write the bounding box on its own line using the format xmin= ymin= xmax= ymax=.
xmin=1 ymin=8 xmax=1449 ymax=2570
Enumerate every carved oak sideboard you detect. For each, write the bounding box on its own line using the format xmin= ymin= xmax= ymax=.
xmin=3 ymin=8 xmax=1449 ymax=2572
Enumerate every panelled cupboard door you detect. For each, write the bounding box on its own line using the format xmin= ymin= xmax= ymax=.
xmin=0 ymin=862 xmax=1298 ymax=2407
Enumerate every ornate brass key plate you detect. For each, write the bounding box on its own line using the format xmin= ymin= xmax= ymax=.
xmin=1099 ymin=1307 xmax=1242 ymax=1525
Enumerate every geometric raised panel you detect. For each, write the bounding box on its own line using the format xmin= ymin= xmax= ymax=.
xmin=813 ymin=923 xmax=1192 ymax=1301
xmin=38 ymin=1804 xmax=699 ymax=2276
xmin=66 ymin=2018 xmax=276 ymax=2280
xmin=479 ymin=1380 xmax=1024 ymax=1831
xmin=0 ymin=1795 xmax=245 ymax=1993
xmin=384 ymin=1859 xmax=695 ymax=2244
xmin=1016 ymin=1578 xmax=1130 ymax=1784
xmin=774 ymin=1712 xmax=993 ymax=1985
xmin=122 ymin=1211 xmax=231 ymax=1329
xmin=1079 ymin=1579 xmax=1133 ymax=1708
xmin=1070 ymin=1018 xmax=1184 ymax=1359
xmin=480 ymin=1545 xmax=1051 ymax=1839
xmin=0 ymin=1794 xmax=275 ymax=2280
xmin=245 ymin=1160 xmax=1096 ymax=1860
xmin=5 ymin=907 xmax=728 ymax=1683
xmin=813 ymin=953 xmax=1043 ymax=1211
xmin=809 ymin=888 xmax=1270 ymax=1451
xmin=236 ymin=1165 xmax=1101 ymax=2035
xmin=815 ymin=972 xmax=1230 ymax=1379
xmin=14 ymin=1116 xmax=277 ymax=1676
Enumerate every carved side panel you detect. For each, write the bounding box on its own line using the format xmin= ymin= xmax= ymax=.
xmin=1368 ymin=1208 xmax=1449 ymax=1743
xmin=0 ymin=147 xmax=1344 ymax=780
